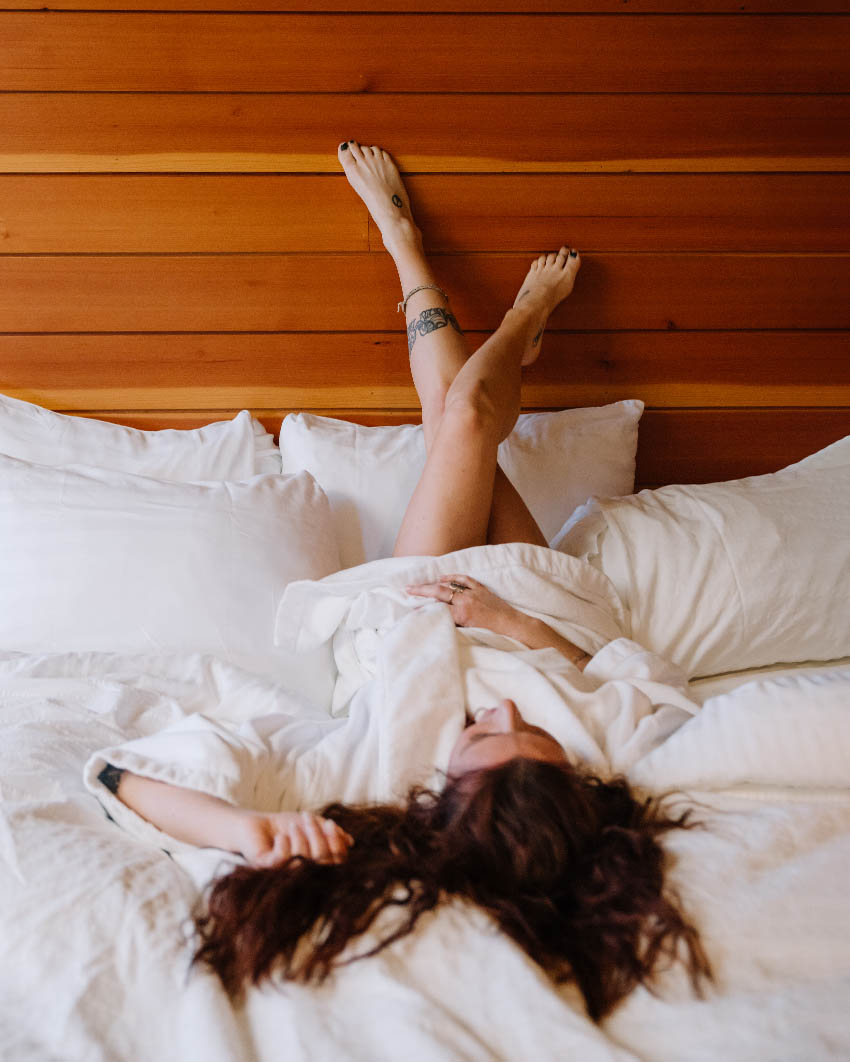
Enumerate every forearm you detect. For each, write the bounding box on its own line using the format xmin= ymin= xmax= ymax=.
xmin=112 ymin=769 xmax=249 ymax=853
xmin=503 ymin=612 xmax=592 ymax=670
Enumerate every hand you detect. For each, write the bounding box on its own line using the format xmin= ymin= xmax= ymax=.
xmin=237 ymin=810 xmax=355 ymax=869
xmin=405 ymin=574 xmax=524 ymax=638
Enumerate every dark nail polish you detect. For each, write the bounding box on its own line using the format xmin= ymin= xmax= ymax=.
xmin=570 ymin=250 xmax=578 ymax=257
xmin=340 ymin=142 xmax=348 ymax=151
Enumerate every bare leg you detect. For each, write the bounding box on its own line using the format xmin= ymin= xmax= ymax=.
xmin=337 ymin=140 xmax=580 ymax=554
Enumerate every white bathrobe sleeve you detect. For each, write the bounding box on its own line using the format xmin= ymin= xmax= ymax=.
xmin=573 ymin=637 xmax=700 ymax=775
xmin=584 ymin=636 xmax=693 ymax=691
xmin=83 ymin=709 xmax=333 ymax=856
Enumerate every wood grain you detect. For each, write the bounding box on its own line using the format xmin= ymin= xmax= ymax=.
xmin=3 ymin=14 xmax=848 ymax=93
xmin=1 ymin=254 xmax=846 ymax=333
xmin=2 ymin=94 xmax=847 ymax=174
xmin=1 ymin=332 xmax=848 ymax=411
xmin=5 ymin=1 xmax=848 ymax=12
xmin=635 ymin=408 xmax=850 ymax=483
xmin=1 ymin=174 xmax=847 ymax=254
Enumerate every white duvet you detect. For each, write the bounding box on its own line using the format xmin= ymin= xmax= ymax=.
xmin=2 ymin=544 xmax=850 ymax=1061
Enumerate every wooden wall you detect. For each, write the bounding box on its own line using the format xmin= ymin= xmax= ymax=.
xmin=1 ymin=0 xmax=848 ymax=487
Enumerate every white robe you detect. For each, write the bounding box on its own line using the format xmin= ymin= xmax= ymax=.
xmin=83 ymin=543 xmax=699 ymax=864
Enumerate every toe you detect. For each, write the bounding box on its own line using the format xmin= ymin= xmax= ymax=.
xmin=370 ymin=145 xmax=381 ymax=156
xmin=348 ymin=140 xmax=364 ymax=161
xmin=557 ymin=246 xmax=569 ymax=259
xmin=546 ymin=252 xmax=557 ymax=265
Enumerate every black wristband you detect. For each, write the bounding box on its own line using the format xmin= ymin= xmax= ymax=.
xmin=97 ymin=762 xmax=125 ymax=795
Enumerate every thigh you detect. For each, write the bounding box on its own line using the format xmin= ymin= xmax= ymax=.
xmin=392 ymin=405 xmax=496 ymax=558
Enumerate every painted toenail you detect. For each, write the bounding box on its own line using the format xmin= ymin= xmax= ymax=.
xmin=570 ymin=250 xmax=578 ymax=257
xmin=340 ymin=142 xmax=348 ymax=150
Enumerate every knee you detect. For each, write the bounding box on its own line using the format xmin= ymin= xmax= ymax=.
xmin=442 ymin=380 xmax=499 ymax=435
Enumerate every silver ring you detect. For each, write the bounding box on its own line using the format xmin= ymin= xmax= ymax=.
xmin=448 ymin=581 xmax=467 ymax=593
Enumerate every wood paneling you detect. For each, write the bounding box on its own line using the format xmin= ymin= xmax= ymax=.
xmin=1 ymin=254 xmax=846 ymax=333
xmin=635 ymin=408 xmax=850 ymax=484
xmin=1 ymin=333 xmax=847 ymax=411
xmin=3 ymin=14 xmax=848 ymax=93
xmin=0 ymin=7 xmax=847 ymax=490
xmin=2 ymin=174 xmax=847 ymax=254
xmin=5 ymin=1 xmax=848 ymax=11
xmin=2 ymin=94 xmax=848 ymax=174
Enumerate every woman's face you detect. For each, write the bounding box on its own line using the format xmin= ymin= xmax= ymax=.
xmin=447 ymin=699 xmax=568 ymax=777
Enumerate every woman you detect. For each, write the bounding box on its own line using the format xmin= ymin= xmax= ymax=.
xmin=88 ymin=141 xmax=711 ymax=1023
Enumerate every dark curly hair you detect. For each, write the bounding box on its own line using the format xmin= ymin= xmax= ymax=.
xmin=192 ymin=758 xmax=711 ymax=1021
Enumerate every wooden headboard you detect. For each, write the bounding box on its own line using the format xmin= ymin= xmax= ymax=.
xmin=1 ymin=1 xmax=848 ymax=489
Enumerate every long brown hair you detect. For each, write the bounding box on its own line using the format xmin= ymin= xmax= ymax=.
xmin=192 ymin=759 xmax=711 ymax=1021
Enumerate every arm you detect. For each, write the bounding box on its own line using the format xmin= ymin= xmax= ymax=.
xmin=405 ymin=574 xmax=592 ymax=670
xmin=111 ymin=769 xmax=247 ymax=853
xmin=103 ymin=767 xmax=353 ymax=866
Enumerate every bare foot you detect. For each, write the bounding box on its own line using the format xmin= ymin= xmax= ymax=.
xmin=338 ymin=140 xmax=421 ymax=252
xmin=512 ymin=247 xmax=582 ymax=365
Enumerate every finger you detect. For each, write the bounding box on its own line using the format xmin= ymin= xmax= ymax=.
xmin=440 ymin=574 xmax=481 ymax=589
xmin=405 ymin=583 xmax=448 ymax=601
xmin=287 ymin=823 xmax=313 ymax=860
xmin=257 ymin=831 xmax=290 ymax=867
xmin=299 ymin=813 xmax=333 ymax=862
xmin=320 ymin=818 xmax=354 ymax=861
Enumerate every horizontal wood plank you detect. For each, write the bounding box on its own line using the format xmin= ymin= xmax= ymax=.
xmin=6 ymin=1 xmax=847 ymax=12
xmin=635 ymin=407 xmax=850 ymax=482
xmin=0 ymin=254 xmax=847 ymax=332
xmin=2 ymin=332 xmax=848 ymax=410
xmin=2 ymin=94 xmax=847 ymax=174
xmin=65 ymin=408 xmax=850 ymax=486
xmin=0 ymin=176 xmax=366 ymax=254
xmin=3 ymin=14 xmax=848 ymax=93
xmin=1 ymin=174 xmax=847 ymax=254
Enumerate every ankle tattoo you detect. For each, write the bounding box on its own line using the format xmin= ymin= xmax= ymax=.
xmin=406 ymin=307 xmax=463 ymax=354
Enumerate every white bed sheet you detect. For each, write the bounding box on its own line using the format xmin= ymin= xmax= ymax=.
xmin=1 ymin=634 xmax=849 ymax=1061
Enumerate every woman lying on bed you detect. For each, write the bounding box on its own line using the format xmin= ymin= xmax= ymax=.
xmin=91 ymin=141 xmax=711 ymax=1023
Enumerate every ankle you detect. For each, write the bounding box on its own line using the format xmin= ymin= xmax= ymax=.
xmin=502 ymin=304 xmax=541 ymax=334
xmin=383 ymin=217 xmax=423 ymax=254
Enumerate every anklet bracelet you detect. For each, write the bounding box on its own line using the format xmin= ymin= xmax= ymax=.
xmin=398 ymin=284 xmax=449 ymax=314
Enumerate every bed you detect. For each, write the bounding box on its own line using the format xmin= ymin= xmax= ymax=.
xmin=0 ymin=390 xmax=848 ymax=1062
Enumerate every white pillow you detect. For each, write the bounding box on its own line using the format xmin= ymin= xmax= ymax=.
xmin=559 ymin=435 xmax=850 ymax=678
xmin=0 ymin=392 xmax=279 ymax=479
xmin=0 ymin=455 xmax=340 ymax=704
xmin=278 ymin=402 xmax=643 ymax=569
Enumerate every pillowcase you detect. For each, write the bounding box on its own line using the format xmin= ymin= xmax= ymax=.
xmin=0 ymin=392 xmax=280 ymax=479
xmin=558 ymin=434 xmax=850 ymax=678
xmin=0 ymin=455 xmax=340 ymax=704
xmin=278 ymin=402 xmax=643 ymax=569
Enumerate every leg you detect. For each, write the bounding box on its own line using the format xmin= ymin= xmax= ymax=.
xmin=392 ymin=304 xmax=543 ymax=557
xmin=337 ymin=141 xmax=580 ymax=554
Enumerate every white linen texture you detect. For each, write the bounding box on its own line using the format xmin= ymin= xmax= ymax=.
xmin=278 ymin=401 xmax=643 ymax=569
xmin=0 ymin=455 xmax=340 ymax=699
xmin=558 ymin=433 xmax=850 ymax=678
xmin=1 ymin=592 xmax=849 ymax=1058
xmin=0 ymin=391 xmax=279 ymax=478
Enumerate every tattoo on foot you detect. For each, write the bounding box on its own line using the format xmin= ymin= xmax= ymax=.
xmin=392 ymin=194 xmax=403 ymax=208
xmin=516 ymin=290 xmax=530 ymax=303
xmin=532 ymin=328 xmax=543 ymax=347
xmin=406 ymin=306 xmax=463 ymax=354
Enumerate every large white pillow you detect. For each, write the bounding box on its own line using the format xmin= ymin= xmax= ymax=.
xmin=0 ymin=392 xmax=280 ymax=478
xmin=0 ymin=455 xmax=339 ymax=704
xmin=558 ymin=434 xmax=850 ymax=678
xmin=278 ymin=402 xmax=643 ymax=569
